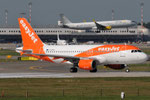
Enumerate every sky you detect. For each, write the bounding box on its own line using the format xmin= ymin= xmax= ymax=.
xmin=0 ymin=0 xmax=149 ymax=26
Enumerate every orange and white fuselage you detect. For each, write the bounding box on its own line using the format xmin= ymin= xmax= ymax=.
xmin=16 ymin=18 xmax=148 ymax=72
xmin=41 ymin=44 xmax=148 ymax=64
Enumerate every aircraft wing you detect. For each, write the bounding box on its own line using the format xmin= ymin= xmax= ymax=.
xmin=25 ymin=53 xmax=97 ymax=62
xmin=94 ymin=21 xmax=111 ymax=30
xmin=34 ymin=53 xmax=80 ymax=59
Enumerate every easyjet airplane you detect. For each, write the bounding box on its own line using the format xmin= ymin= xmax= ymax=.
xmin=16 ymin=18 xmax=148 ymax=73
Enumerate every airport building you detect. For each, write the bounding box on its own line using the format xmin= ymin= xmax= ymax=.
xmin=0 ymin=26 xmax=149 ymax=43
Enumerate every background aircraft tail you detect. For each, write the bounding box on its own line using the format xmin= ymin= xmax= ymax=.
xmin=60 ymin=14 xmax=72 ymax=25
xmin=18 ymin=18 xmax=44 ymax=54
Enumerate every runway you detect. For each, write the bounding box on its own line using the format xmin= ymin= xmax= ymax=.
xmin=0 ymin=61 xmax=150 ymax=78
xmin=0 ymin=72 xmax=150 ymax=78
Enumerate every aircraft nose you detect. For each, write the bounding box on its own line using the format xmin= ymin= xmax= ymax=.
xmin=141 ymin=53 xmax=149 ymax=62
xmin=131 ymin=21 xmax=137 ymax=25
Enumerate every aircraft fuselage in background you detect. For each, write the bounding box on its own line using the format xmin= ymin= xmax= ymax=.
xmin=59 ymin=14 xmax=137 ymax=30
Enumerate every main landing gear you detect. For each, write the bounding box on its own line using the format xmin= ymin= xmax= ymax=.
xmin=90 ymin=69 xmax=97 ymax=73
xmin=70 ymin=67 xmax=78 ymax=73
xmin=70 ymin=62 xmax=78 ymax=73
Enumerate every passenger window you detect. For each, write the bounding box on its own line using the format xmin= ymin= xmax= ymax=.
xmin=131 ymin=50 xmax=134 ymax=53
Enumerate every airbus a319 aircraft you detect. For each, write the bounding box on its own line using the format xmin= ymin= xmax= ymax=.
xmin=16 ymin=18 xmax=148 ymax=73
xmin=58 ymin=14 xmax=137 ymax=30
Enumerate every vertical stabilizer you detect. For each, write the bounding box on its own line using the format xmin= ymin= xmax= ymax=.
xmin=60 ymin=14 xmax=72 ymax=25
xmin=18 ymin=18 xmax=44 ymax=54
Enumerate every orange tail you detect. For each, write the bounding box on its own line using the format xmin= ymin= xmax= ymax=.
xmin=18 ymin=18 xmax=44 ymax=54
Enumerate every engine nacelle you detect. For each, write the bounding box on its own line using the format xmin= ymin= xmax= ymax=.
xmin=105 ymin=26 xmax=112 ymax=30
xmin=78 ymin=59 xmax=96 ymax=70
xmin=105 ymin=64 xmax=125 ymax=69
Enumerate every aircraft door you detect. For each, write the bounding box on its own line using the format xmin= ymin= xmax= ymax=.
xmin=119 ymin=45 xmax=127 ymax=64
xmin=120 ymin=46 xmax=126 ymax=57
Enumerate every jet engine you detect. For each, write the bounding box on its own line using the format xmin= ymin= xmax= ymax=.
xmin=105 ymin=64 xmax=125 ymax=69
xmin=105 ymin=26 xmax=112 ymax=30
xmin=78 ymin=59 xmax=97 ymax=70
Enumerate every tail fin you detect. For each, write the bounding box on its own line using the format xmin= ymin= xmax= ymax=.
xmin=60 ymin=14 xmax=72 ymax=25
xmin=18 ymin=18 xmax=44 ymax=54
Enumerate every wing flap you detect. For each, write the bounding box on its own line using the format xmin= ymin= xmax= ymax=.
xmin=24 ymin=53 xmax=96 ymax=61
xmin=34 ymin=53 xmax=80 ymax=59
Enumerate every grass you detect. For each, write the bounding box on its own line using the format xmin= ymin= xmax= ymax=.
xmin=1 ymin=96 xmax=150 ymax=100
xmin=141 ymin=48 xmax=150 ymax=55
xmin=0 ymin=78 xmax=150 ymax=100
xmin=0 ymin=59 xmax=19 ymax=62
xmin=0 ymin=49 xmax=19 ymax=56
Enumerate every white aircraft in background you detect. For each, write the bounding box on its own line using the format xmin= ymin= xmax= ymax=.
xmin=16 ymin=18 xmax=148 ymax=73
xmin=58 ymin=14 xmax=137 ymax=30
xmin=56 ymin=33 xmax=67 ymax=45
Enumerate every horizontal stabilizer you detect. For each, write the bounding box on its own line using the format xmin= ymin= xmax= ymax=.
xmin=16 ymin=48 xmax=33 ymax=54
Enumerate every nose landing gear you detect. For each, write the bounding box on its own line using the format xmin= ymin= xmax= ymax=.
xmin=125 ymin=64 xmax=130 ymax=73
xmin=125 ymin=68 xmax=130 ymax=73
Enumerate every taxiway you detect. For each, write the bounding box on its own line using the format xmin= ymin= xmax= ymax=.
xmin=0 ymin=61 xmax=150 ymax=78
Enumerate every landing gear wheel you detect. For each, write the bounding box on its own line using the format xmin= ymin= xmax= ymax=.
xmin=90 ymin=69 xmax=97 ymax=73
xmin=125 ymin=69 xmax=130 ymax=73
xmin=70 ymin=67 xmax=78 ymax=73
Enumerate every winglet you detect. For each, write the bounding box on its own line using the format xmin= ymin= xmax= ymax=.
xmin=92 ymin=19 xmax=96 ymax=23
xmin=18 ymin=18 xmax=44 ymax=54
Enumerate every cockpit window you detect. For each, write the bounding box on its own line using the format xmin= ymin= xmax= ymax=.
xmin=131 ymin=50 xmax=134 ymax=53
xmin=138 ymin=50 xmax=142 ymax=52
xmin=131 ymin=50 xmax=142 ymax=53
